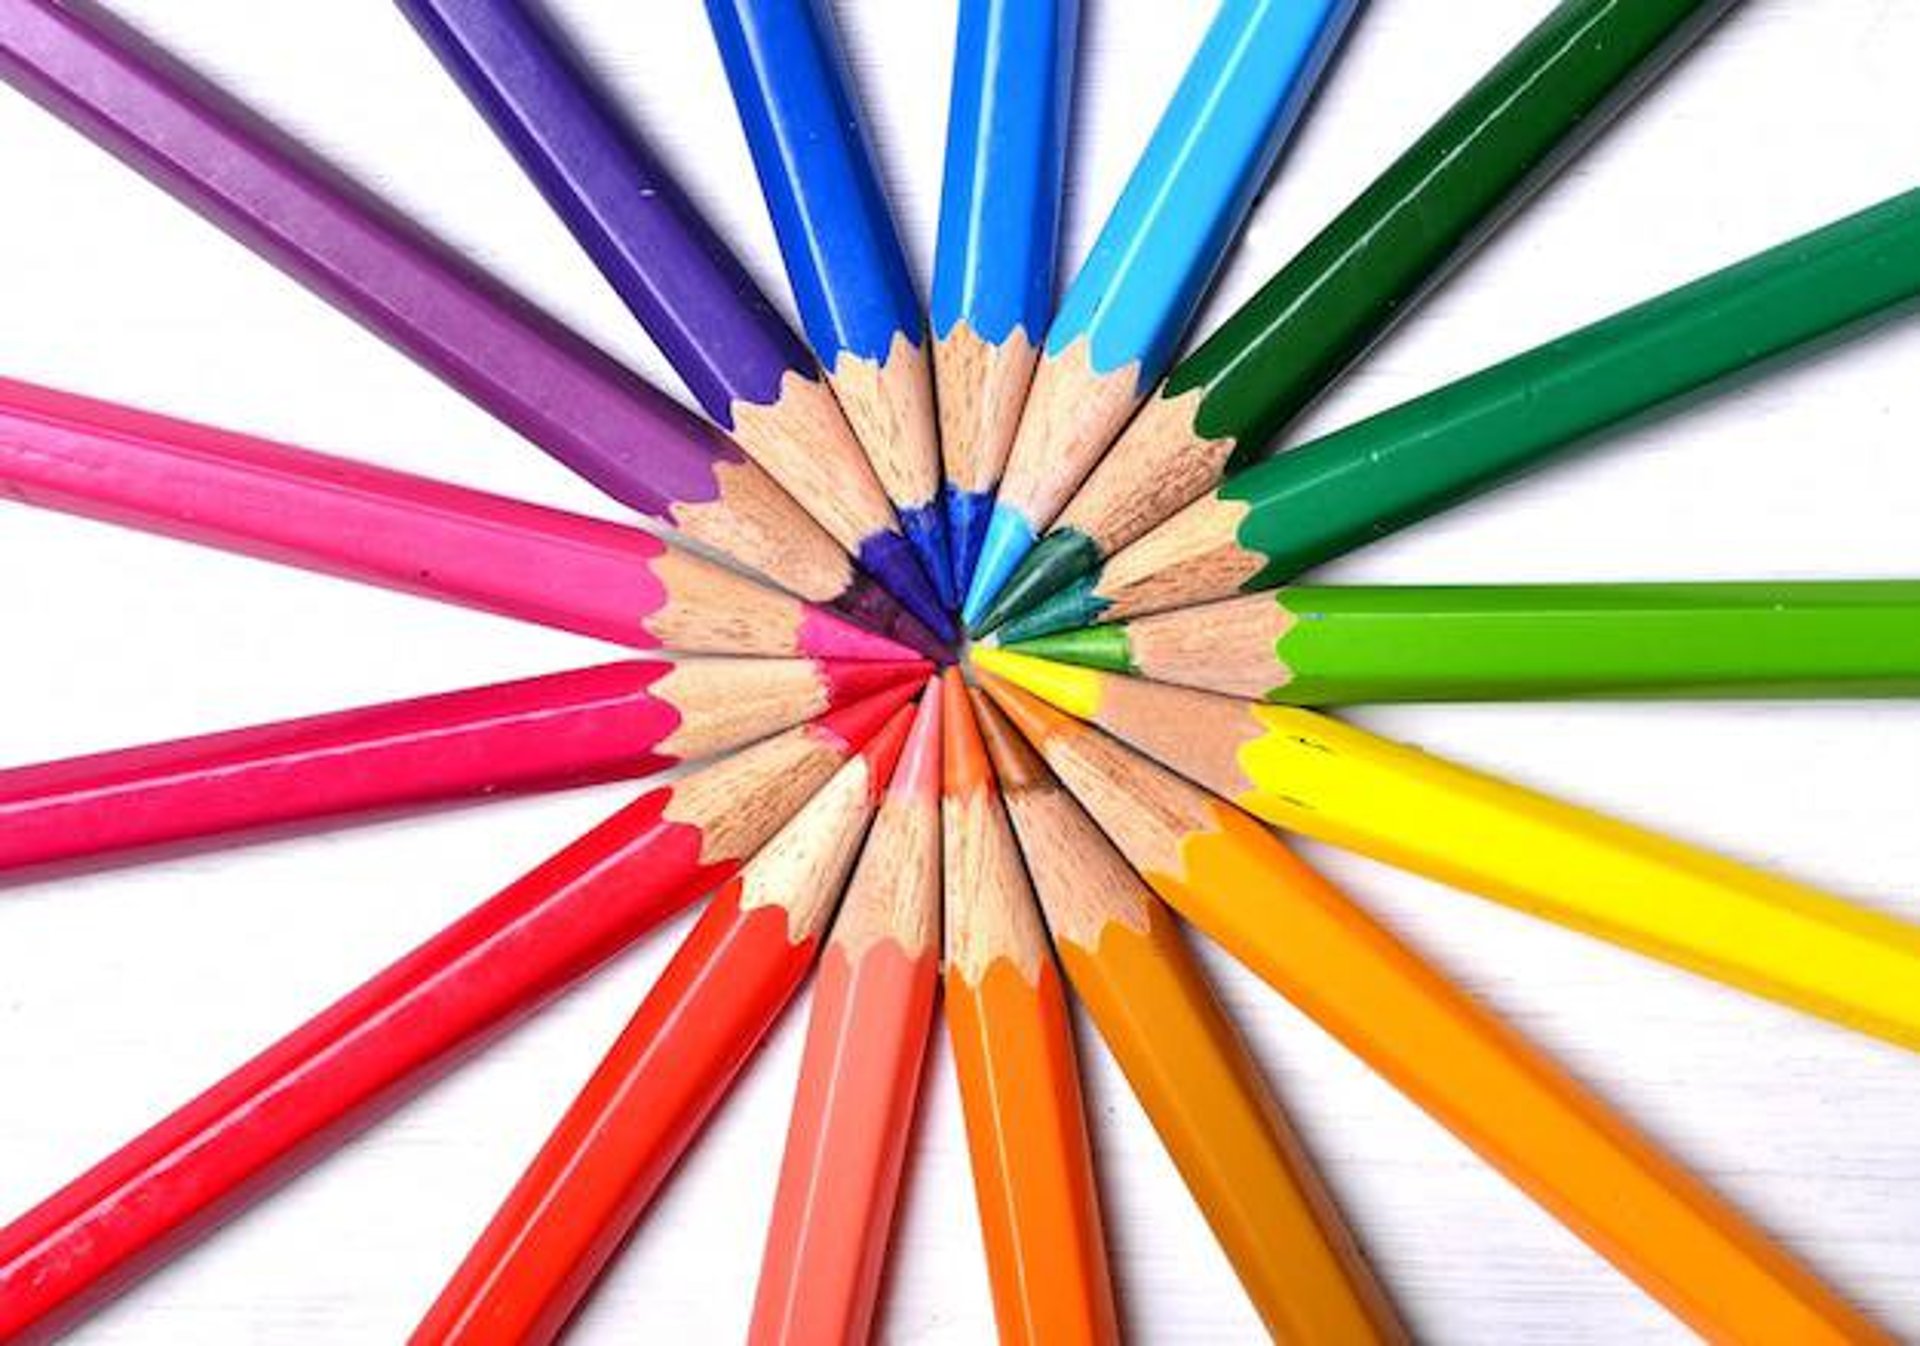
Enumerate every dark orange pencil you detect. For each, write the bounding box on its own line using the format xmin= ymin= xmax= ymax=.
xmin=940 ymin=669 xmax=1118 ymax=1344
xmin=415 ymin=701 xmax=915 ymax=1345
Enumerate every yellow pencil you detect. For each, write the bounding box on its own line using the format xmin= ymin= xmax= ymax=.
xmin=971 ymin=687 xmax=1404 ymax=1343
xmin=977 ymin=670 xmax=1890 ymax=1344
xmin=975 ymin=648 xmax=1920 ymax=1053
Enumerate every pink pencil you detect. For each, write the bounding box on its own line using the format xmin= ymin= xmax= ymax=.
xmin=749 ymin=687 xmax=943 ymax=1345
xmin=0 ymin=376 xmax=914 ymax=661
xmin=0 ymin=657 xmax=925 ymax=874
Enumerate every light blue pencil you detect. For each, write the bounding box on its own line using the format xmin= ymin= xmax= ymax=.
xmin=962 ymin=0 xmax=1361 ymax=629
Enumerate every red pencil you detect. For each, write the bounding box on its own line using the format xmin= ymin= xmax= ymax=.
xmin=415 ymin=699 xmax=916 ymax=1345
xmin=749 ymin=686 xmax=943 ymax=1345
xmin=0 ymin=376 xmax=919 ymax=662
xmin=0 ymin=683 xmax=917 ymax=1342
xmin=0 ymin=657 xmax=924 ymax=874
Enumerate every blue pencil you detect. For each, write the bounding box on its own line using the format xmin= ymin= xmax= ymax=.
xmin=399 ymin=0 xmax=954 ymax=645
xmin=706 ymin=0 xmax=954 ymax=611
xmin=962 ymin=0 xmax=1362 ymax=630
xmin=930 ymin=0 xmax=1080 ymax=600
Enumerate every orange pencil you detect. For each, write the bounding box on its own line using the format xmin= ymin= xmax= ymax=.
xmin=749 ymin=686 xmax=943 ymax=1345
xmin=941 ymin=670 xmax=1118 ymax=1345
xmin=414 ymin=703 xmax=913 ymax=1345
xmin=971 ymin=687 xmax=1403 ymax=1343
xmin=978 ymin=673 xmax=1888 ymax=1345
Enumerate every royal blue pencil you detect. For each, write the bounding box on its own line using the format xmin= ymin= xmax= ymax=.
xmin=963 ymin=0 xmax=1361 ymax=630
xmin=706 ymin=0 xmax=953 ymax=611
xmin=397 ymin=0 xmax=953 ymax=643
xmin=931 ymin=0 xmax=1080 ymax=598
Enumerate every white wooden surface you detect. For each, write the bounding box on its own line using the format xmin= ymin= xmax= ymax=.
xmin=3 ymin=2 xmax=1919 ymax=1341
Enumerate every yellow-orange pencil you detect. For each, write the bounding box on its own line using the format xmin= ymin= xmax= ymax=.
xmin=940 ymin=670 xmax=1118 ymax=1345
xmin=971 ymin=687 xmax=1403 ymax=1343
xmin=977 ymin=672 xmax=1889 ymax=1345
xmin=975 ymin=648 xmax=1920 ymax=1053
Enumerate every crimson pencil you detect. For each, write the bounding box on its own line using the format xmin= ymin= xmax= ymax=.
xmin=416 ymin=700 xmax=914 ymax=1345
xmin=0 ymin=376 xmax=917 ymax=662
xmin=0 ymin=685 xmax=916 ymax=1341
xmin=0 ymin=0 xmax=941 ymax=655
xmin=0 ymin=657 xmax=924 ymax=874
xmin=750 ymin=686 xmax=943 ymax=1345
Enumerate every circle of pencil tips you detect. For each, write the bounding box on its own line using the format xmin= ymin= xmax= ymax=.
xmin=0 ymin=0 xmax=1914 ymax=1340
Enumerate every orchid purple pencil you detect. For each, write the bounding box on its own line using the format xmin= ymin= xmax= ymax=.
xmin=0 ymin=0 xmax=945 ymax=658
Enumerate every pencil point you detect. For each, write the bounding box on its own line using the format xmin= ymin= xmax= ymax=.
xmin=970 ymin=647 xmax=1105 ymax=721
xmin=812 ymin=679 xmax=923 ymax=756
xmin=942 ymin=482 xmax=994 ymax=600
xmin=974 ymin=670 xmax=1083 ymax=749
xmin=855 ymin=530 xmax=958 ymax=644
xmin=976 ymin=529 xmax=1100 ymax=635
xmin=820 ymin=658 xmax=934 ymax=710
xmin=1006 ymin=625 xmax=1133 ymax=675
xmin=939 ymin=667 xmax=994 ymax=799
xmin=961 ymin=506 xmax=1036 ymax=630
xmin=994 ymin=576 xmax=1109 ymax=645
xmin=827 ymin=573 xmax=953 ymax=662
xmin=896 ymin=500 xmax=959 ymax=614
xmin=857 ymin=701 xmax=918 ymax=796
xmin=890 ymin=684 xmax=945 ymax=802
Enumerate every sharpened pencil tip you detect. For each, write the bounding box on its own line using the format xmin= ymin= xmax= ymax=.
xmin=969 ymin=648 xmax=1105 ymax=721
xmin=972 ymin=528 xmax=1100 ymax=636
xmin=961 ymin=506 xmax=1037 ymax=631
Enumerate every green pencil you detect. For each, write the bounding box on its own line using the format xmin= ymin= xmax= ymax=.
xmin=1006 ymin=582 xmax=1920 ymax=704
xmin=977 ymin=0 xmax=1737 ymax=633
xmin=996 ymin=187 xmax=1920 ymax=642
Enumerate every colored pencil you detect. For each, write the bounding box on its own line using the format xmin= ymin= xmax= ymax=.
xmin=0 ymin=376 xmax=921 ymax=662
xmin=978 ymin=672 xmax=1890 ymax=1344
xmin=977 ymin=649 xmax=1920 ymax=1052
xmin=972 ymin=687 xmax=1401 ymax=1342
xmin=0 ymin=686 xmax=915 ymax=1341
xmin=396 ymin=0 xmax=953 ymax=643
xmin=931 ymin=0 xmax=1079 ymax=595
xmin=0 ymin=0 xmax=942 ymax=655
xmin=0 ymin=656 xmax=924 ymax=874
xmin=989 ymin=0 xmax=1735 ymax=626
xmin=750 ymin=686 xmax=943 ymax=1346
xmin=961 ymin=0 xmax=1361 ymax=629
xmin=940 ymin=670 xmax=1118 ymax=1345
xmin=1007 ymin=581 xmax=1920 ymax=704
xmin=416 ymin=702 xmax=912 ymax=1346
xmin=706 ymin=0 xmax=953 ymax=609
xmin=994 ymin=186 xmax=1920 ymax=642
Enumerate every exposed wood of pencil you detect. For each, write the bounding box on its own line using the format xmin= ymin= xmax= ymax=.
xmin=0 ymin=656 xmax=922 ymax=873
xmin=415 ymin=706 xmax=911 ymax=1345
xmin=941 ymin=671 xmax=1118 ymax=1345
xmin=995 ymin=337 xmax=1144 ymax=527
xmin=1054 ymin=380 xmax=1230 ymax=554
xmin=1007 ymin=656 xmax=1920 ymax=1052
xmin=971 ymin=688 xmax=1403 ymax=1343
xmin=749 ymin=688 xmax=943 ymax=1346
xmin=731 ymin=367 xmax=907 ymax=554
xmin=0 ymin=691 xmax=915 ymax=1341
xmin=829 ymin=333 xmax=943 ymax=517
xmin=0 ymin=376 xmax=913 ymax=662
xmin=978 ymin=674 xmax=1889 ymax=1345
xmin=935 ymin=321 xmax=1041 ymax=495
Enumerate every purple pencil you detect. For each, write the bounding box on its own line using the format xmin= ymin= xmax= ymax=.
xmin=0 ymin=0 xmax=946 ymax=659
xmin=397 ymin=0 xmax=955 ymax=642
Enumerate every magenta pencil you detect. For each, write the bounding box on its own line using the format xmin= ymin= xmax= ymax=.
xmin=0 ymin=376 xmax=917 ymax=662
xmin=0 ymin=656 xmax=926 ymax=874
xmin=0 ymin=0 xmax=943 ymax=657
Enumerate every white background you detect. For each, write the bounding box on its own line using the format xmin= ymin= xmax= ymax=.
xmin=3 ymin=1 xmax=1920 ymax=1341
